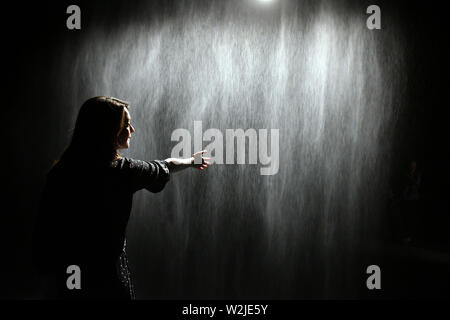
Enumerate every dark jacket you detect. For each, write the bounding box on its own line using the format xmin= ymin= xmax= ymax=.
xmin=33 ymin=157 xmax=170 ymax=299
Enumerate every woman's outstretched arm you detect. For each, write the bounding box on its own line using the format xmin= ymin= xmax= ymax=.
xmin=164 ymin=150 xmax=210 ymax=173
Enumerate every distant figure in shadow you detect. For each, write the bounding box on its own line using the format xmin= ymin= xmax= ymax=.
xmin=399 ymin=160 xmax=423 ymax=245
xmin=33 ymin=96 xmax=209 ymax=299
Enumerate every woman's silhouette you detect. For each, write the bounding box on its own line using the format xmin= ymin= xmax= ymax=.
xmin=33 ymin=96 xmax=209 ymax=299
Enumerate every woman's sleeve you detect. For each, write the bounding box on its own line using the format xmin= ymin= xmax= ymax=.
xmin=126 ymin=158 xmax=171 ymax=193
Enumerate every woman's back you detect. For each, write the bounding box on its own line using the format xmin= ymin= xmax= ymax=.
xmin=33 ymin=157 xmax=170 ymax=298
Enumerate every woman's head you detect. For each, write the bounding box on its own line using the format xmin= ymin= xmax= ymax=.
xmin=61 ymin=96 xmax=135 ymax=165
xmin=115 ymin=104 xmax=135 ymax=150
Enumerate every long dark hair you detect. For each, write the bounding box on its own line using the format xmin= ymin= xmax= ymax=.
xmin=55 ymin=96 xmax=130 ymax=168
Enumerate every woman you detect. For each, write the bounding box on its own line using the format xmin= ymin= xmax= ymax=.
xmin=33 ymin=96 xmax=209 ymax=299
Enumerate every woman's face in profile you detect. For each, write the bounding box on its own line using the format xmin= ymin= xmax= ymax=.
xmin=116 ymin=108 xmax=135 ymax=150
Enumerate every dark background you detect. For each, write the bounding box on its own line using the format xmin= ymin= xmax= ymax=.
xmin=2 ymin=0 xmax=450 ymax=299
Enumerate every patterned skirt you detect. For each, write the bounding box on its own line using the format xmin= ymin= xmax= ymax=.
xmin=117 ymin=239 xmax=136 ymax=299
